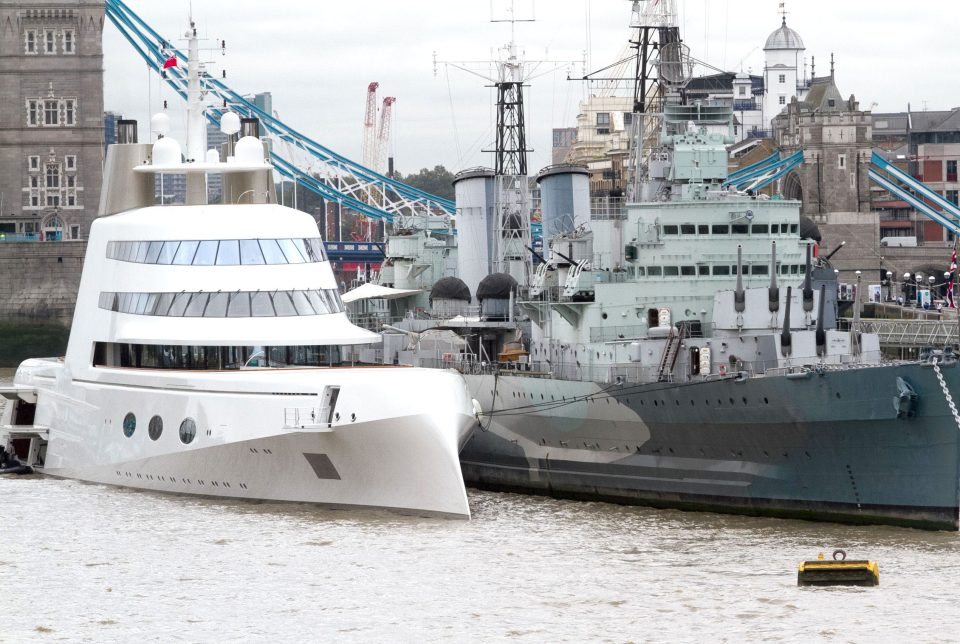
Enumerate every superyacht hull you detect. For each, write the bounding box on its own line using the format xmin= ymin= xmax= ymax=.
xmin=460 ymin=361 xmax=960 ymax=530
xmin=4 ymin=361 xmax=474 ymax=518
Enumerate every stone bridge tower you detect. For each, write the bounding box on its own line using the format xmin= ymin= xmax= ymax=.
xmin=0 ymin=1 xmax=104 ymax=240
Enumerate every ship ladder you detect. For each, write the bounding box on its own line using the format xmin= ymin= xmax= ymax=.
xmin=656 ymin=329 xmax=683 ymax=382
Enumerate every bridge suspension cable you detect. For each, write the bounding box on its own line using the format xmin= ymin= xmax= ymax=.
xmin=104 ymin=0 xmax=455 ymax=223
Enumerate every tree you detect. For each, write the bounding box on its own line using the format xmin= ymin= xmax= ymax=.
xmin=399 ymin=165 xmax=455 ymax=201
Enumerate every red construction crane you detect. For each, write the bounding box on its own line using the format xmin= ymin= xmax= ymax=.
xmin=376 ymin=96 xmax=396 ymax=176
xmin=361 ymin=81 xmax=379 ymax=169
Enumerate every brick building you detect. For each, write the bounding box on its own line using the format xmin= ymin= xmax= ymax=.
xmin=0 ymin=1 xmax=104 ymax=240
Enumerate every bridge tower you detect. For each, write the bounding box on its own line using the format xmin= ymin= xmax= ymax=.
xmin=0 ymin=1 xmax=104 ymax=240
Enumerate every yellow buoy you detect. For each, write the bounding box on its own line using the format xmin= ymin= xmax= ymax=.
xmin=797 ymin=549 xmax=879 ymax=587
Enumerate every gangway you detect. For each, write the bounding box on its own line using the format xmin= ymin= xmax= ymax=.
xmin=868 ymin=152 xmax=960 ymax=237
xmin=104 ymin=0 xmax=455 ymax=224
xmin=849 ymin=318 xmax=958 ymax=350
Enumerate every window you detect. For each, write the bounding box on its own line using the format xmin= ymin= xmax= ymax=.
xmin=681 ymin=266 xmax=696 ymax=276
xmin=107 ymin=238 xmax=328 ymax=265
xmin=647 ymin=266 xmax=662 ymax=277
xmin=778 ymin=74 xmax=786 ymax=84
xmin=98 ymin=289 xmax=345 ymax=317
xmin=751 ymin=224 xmax=769 ymax=234
xmin=752 ymin=265 xmax=769 ymax=275
xmin=46 ymin=194 xmax=60 ymax=207
xmin=947 ymin=190 xmax=959 ymax=206
xmin=680 ymin=224 xmax=696 ymax=235
xmin=698 ymin=225 xmax=709 ymax=235
xmin=25 ymin=30 xmax=36 ymax=53
xmin=64 ymin=100 xmax=75 ymax=125
xmin=596 ymin=112 xmax=610 ymax=135
xmin=838 ymin=154 xmax=846 ymax=169
xmin=30 ymin=195 xmax=39 ymax=207
xmin=63 ymin=29 xmax=74 ymax=54
xmin=664 ymin=266 xmax=680 ymax=276
xmin=828 ymin=99 xmax=836 ymax=108
xmin=697 ymin=266 xmax=710 ymax=276
xmin=70 ymin=225 xmax=78 ymax=239
xmin=29 ymin=156 xmax=39 ymax=171
xmin=67 ymin=194 xmax=76 ymax=207
xmin=731 ymin=224 xmax=749 ymax=234
xmin=662 ymin=225 xmax=679 ymax=235
xmin=770 ymin=224 xmax=779 ymax=234
xmin=179 ymin=418 xmax=197 ymax=444
xmin=46 ymin=165 xmax=60 ymax=189
xmin=29 ymin=176 xmax=39 ymax=189
xmin=947 ymin=160 xmax=957 ymax=182
xmin=65 ymin=155 xmax=76 ymax=171
xmin=148 ymin=416 xmax=163 ymax=441
xmin=713 ymin=265 xmax=730 ymax=276
xmin=711 ymin=224 xmax=729 ymax=234
xmin=122 ymin=412 xmax=136 ymax=438
xmin=93 ymin=342 xmax=348 ymax=370
xmin=27 ymin=100 xmax=38 ymax=127
xmin=738 ymin=85 xmax=746 ymax=97
xmin=44 ymin=30 xmax=55 ymax=54
xmin=778 ymin=96 xmax=786 ymax=105
xmin=44 ymin=100 xmax=58 ymax=126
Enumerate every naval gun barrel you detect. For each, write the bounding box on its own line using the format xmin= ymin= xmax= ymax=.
xmin=816 ymin=284 xmax=827 ymax=356
xmin=802 ymin=245 xmax=814 ymax=313
xmin=781 ymin=286 xmax=792 ymax=356
xmin=824 ymin=240 xmax=847 ymax=261
xmin=769 ymin=241 xmax=779 ymax=313
xmin=734 ymin=245 xmax=745 ymax=313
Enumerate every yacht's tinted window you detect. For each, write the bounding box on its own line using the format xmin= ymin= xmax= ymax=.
xmin=193 ymin=240 xmax=219 ymax=266
xmin=711 ymin=224 xmax=729 ymax=234
xmin=158 ymin=241 xmax=180 ymax=264
xmin=278 ymin=239 xmax=306 ymax=264
xmin=239 ymin=240 xmax=265 ymax=265
xmin=272 ymin=291 xmax=297 ymax=316
xmin=259 ymin=239 xmax=287 ymax=264
xmin=123 ymin=412 xmax=136 ymax=438
xmin=290 ymin=290 xmax=314 ymax=316
xmin=179 ymin=418 xmax=196 ymax=444
xmin=184 ymin=293 xmax=209 ymax=317
xmin=205 ymin=292 xmax=229 ymax=317
xmin=167 ymin=292 xmax=191 ymax=316
xmin=173 ymin=241 xmax=199 ymax=265
xmin=148 ymin=415 xmax=163 ymax=441
xmin=251 ymin=291 xmax=276 ymax=317
xmin=134 ymin=242 xmax=150 ymax=263
xmin=215 ymin=240 xmax=240 ymax=266
xmin=227 ymin=291 xmax=251 ymax=317
xmin=145 ymin=241 xmax=164 ymax=264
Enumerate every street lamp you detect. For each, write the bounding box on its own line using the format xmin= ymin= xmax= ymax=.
xmin=915 ymin=273 xmax=924 ymax=307
xmin=885 ymin=270 xmax=893 ymax=301
xmin=903 ymin=272 xmax=911 ymax=306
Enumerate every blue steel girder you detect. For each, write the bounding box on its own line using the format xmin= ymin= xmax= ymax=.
xmin=104 ymin=0 xmax=454 ymax=223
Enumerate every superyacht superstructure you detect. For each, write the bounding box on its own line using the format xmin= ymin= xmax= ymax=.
xmin=0 ymin=26 xmax=475 ymax=518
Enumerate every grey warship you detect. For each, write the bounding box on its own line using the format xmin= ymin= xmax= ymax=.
xmin=350 ymin=7 xmax=960 ymax=530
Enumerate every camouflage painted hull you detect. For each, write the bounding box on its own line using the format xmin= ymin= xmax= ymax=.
xmin=461 ymin=361 xmax=960 ymax=530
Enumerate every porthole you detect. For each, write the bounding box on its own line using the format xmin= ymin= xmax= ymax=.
xmin=601 ymin=312 xmax=608 ymax=320
xmin=148 ymin=415 xmax=163 ymax=441
xmin=179 ymin=417 xmax=197 ymax=444
xmin=122 ymin=412 xmax=136 ymax=438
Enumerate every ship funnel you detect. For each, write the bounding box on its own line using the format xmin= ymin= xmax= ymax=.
xmin=802 ymin=244 xmax=814 ymax=313
xmin=734 ymin=245 xmax=745 ymax=313
xmin=240 ymin=117 xmax=260 ymax=139
xmin=768 ymin=241 xmax=779 ymax=313
xmin=98 ymin=131 xmax=154 ymax=217
xmin=815 ymin=284 xmax=827 ymax=356
xmin=781 ymin=286 xmax=792 ymax=356
xmin=117 ymin=119 xmax=138 ymax=144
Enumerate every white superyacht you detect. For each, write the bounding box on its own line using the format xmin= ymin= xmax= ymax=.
xmin=0 ymin=29 xmax=475 ymax=518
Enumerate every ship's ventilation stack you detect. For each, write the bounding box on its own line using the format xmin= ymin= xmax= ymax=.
xmin=98 ymin=119 xmax=154 ymax=217
xmin=536 ymin=164 xmax=590 ymax=239
xmin=477 ymin=272 xmax=518 ymax=321
xmin=430 ymin=276 xmax=472 ymax=318
xmin=453 ymin=168 xmax=497 ymax=298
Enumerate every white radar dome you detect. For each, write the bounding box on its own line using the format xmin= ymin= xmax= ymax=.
xmin=150 ymin=112 xmax=171 ymax=136
xmin=152 ymin=136 xmax=182 ymax=167
xmin=234 ymin=136 xmax=264 ymax=165
xmin=205 ymin=149 xmax=221 ymax=164
xmin=220 ymin=111 xmax=241 ymax=135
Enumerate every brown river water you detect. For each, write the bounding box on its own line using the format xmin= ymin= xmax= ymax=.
xmin=1 ymin=369 xmax=959 ymax=642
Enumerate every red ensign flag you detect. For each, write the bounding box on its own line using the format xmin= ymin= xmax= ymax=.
xmin=162 ymin=56 xmax=177 ymax=69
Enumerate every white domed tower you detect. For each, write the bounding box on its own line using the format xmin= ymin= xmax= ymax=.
xmin=763 ymin=17 xmax=805 ymax=132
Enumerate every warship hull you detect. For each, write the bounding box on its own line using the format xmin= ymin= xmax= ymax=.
xmin=460 ymin=361 xmax=960 ymax=530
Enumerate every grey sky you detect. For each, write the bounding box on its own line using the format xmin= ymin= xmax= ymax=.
xmin=103 ymin=1 xmax=959 ymax=175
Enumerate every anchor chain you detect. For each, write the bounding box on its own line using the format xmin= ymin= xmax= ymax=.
xmin=932 ymin=361 xmax=960 ymax=431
